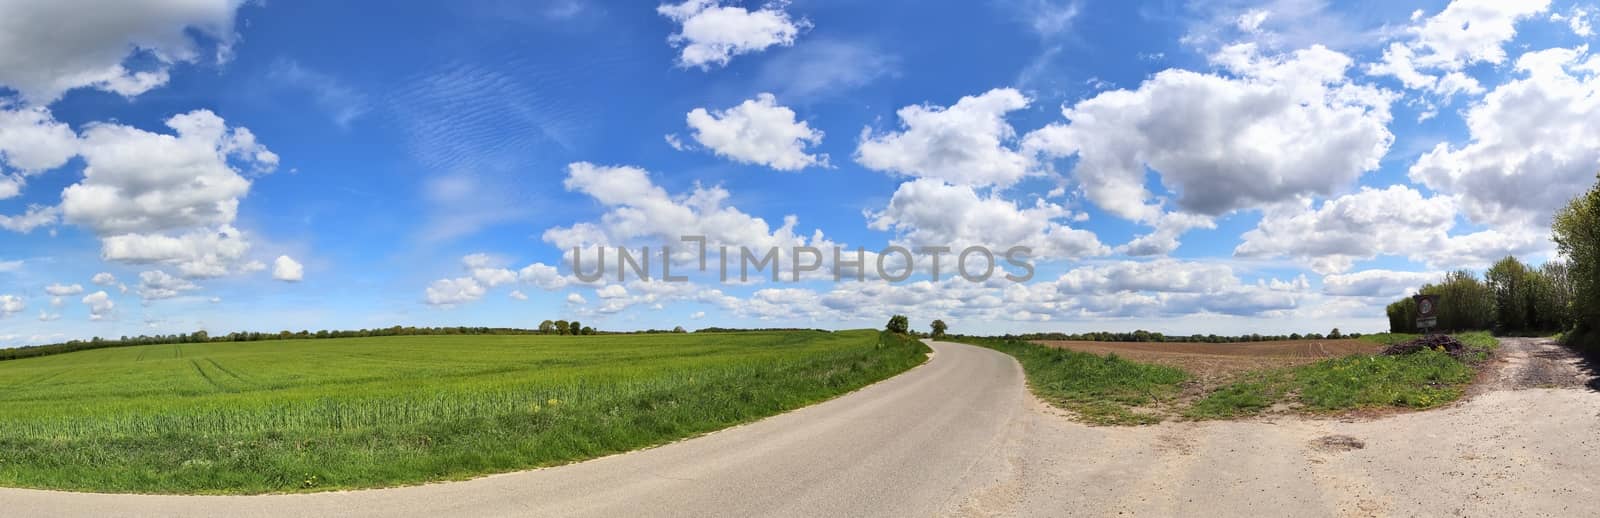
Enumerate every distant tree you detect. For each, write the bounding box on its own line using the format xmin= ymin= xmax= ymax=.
xmin=930 ymin=319 xmax=948 ymax=338
xmin=539 ymin=320 xmax=555 ymax=335
xmin=1328 ymin=328 xmax=1343 ymax=339
xmin=569 ymin=320 xmax=582 ymax=335
xmin=554 ymin=320 xmax=570 ymax=336
xmin=581 ymin=326 xmax=595 ymax=335
xmin=886 ymin=315 xmax=910 ymax=334
xmin=672 ymin=326 xmax=686 ymax=333
xmin=1289 ymin=333 xmax=1303 ymax=340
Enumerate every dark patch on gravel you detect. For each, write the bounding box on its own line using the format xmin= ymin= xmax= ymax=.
xmin=1310 ymin=435 xmax=1365 ymax=452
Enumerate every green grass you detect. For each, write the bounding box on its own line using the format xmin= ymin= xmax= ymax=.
xmin=949 ymin=337 xmax=1187 ymax=425
xmin=0 ymin=330 xmax=927 ymax=494
xmin=1189 ymin=332 xmax=1495 ymax=419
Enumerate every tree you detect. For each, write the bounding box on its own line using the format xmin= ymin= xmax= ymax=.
xmin=886 ymin=315 xmax=910 ymax=334
xmin=672 ymin=326 xmax=686 ymax=333
xmin=1555 ymin=173 xmax=1600 ymax=347
xmin=539 ymin=320 xmax=555 ymax=334
xmin=1328 ymin=328 xmax=1343 ymax=339
xmin=1486 ymin=256 xmax=1532 ymax=334
xmin=554 ymin=320 xmax=570 ymax=336
xmin=569 ymin=320 xmax=582 ymax=336
xmin=930 ymin=319 xmax=948 ymax=338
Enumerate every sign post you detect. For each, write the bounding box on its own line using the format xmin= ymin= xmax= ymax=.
xmin=1413 ymin=294 xmax=1440 ymax=335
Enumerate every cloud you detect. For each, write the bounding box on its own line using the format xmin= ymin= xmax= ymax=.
xmin=543 ymin=162 xmax=830 ymax=273
xmin=64 ymin=110 xmax=277 ymax=278
xmin=268 ymin=59 xmax=369 ymax=128
xmin=425 ymin=254 xmax=569 ymax=307
xmin=690 ymin=311 xmax=706 ymax=320
xmin=0 ymin=101 xmax=78 ymax=172
xmin=1025 ymin=44 xmax=1394 ymax=221
xmin=1322 ymin=270 xmax=1440 ymax=297
xmin=1552 ymin=6 xmax=1594 ymax=37
xmin=1366 ymin=0 xmax=1549 ymax=100
xmin=272 ymin=255 xmax=304 ymax=282
xmin=81 ymin=290 xmax=114 ymax=320
xmin=137 ymin=270 xmax=198 ymax=301
xmin=0 ymin=205 xmax=58 ymax=233
xmin=857 ymin=88 xmax=1034 ymax=187
xmin=508 ymin=290 xmax=528 ymax=301
xmin=1409 ymin=46 xmax=1600 ymax=228
xmin=518 ymin=262 xmax=569 ymax=290
xmin=1235 ymin=185 xmax=1457 ymax=274
xmin=0 ymin=0 xmax=251 ymax=103
xmin=567 ymin=292 xmax=587 ymax=305
xmin=754 ymin=40 xmax=898 ymax=101
xmin=91 ymin=272 xmax=117 ymax=286
xmin=683 ymin=93 xmax=826 ymax=171
xmin=0 ymin=294 xmax=23 ymax=317
xmin=44 ymin=283 xmax=83 ymax=296
xmin=37 ymin=310 xmax=60 ymax=322
xmin=867 ymin=178 xmax=1108 ymax=260
xmin=658 ymin=0 xmax=808 ymax=69
xmin=424 ymin=277 xmax=486 ymax=307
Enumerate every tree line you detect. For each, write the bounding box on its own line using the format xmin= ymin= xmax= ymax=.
xmin=1387 ymin=173 xmax=1599 ymax=348
xmin=0 ymin=326 xmax=547 ymax=362
xmin=537 ymin=320 xmax=595 ymax=335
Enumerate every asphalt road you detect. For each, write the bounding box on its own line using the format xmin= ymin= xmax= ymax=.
xmin=3 ymin=340 xmax=1029 ymax=517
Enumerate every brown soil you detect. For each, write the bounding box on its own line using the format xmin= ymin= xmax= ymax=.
xmin=1033 ymin=339 xmax=1382 ymax=383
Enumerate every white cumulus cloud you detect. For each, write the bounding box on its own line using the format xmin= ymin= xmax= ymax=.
xmin=658 ymin=0 xmax=807 ymax=69
xmin=272 ymin=255 xmax=303 ymax=282
xmin=684 ymin=93 xmax=826 ymax=170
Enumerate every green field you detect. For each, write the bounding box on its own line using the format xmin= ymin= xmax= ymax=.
xmin=0 ymin=330 xmax=927 ymax=494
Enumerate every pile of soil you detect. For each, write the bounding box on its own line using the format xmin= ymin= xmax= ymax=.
xmin=1381 ymin=335 xmax=1466 ymax=358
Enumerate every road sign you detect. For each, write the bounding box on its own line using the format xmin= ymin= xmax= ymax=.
xmin=1413 ymin=294 xmax=1441 ymax=331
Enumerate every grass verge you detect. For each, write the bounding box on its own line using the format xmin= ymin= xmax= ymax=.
xmin=947 ymin=337 xmax=1187 ymax=425
xmin=1187 ymin=332 xmax=1494 ymax=419
xmin=0 ymin=330 xmax=927 ymax=494
xmin=952 ymin=333 xmax=1499 ymax=424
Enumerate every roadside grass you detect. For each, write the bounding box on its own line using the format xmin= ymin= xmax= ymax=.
xmin=953 ymin=333 xmax=1499 ymax=424
xmin=948 ymin=337 xmax=1187 ymax=425
xmin=1189 ymin=332 xmax=1495 ymax=419
xmin=0 ymin=330 xmax=927 ymax=494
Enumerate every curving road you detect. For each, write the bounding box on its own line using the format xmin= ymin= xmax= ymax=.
xmin=3 ymin=341 xmax=1032 ymax=518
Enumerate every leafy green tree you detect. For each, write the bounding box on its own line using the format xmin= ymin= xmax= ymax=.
xmin=930 ymin=319 xmax=948 ymax=338
xmin=1328 ymin=328 xmax=1342 ymax=339
xmin=554 ymin=320 xmax=570 ymax=336
xmin=1486 ymin=256 xmax=1532 ymax=333
xmin=1555 ymin=173 xmax=1600 ymax=346
xmin=569 ymin=321 xmax=582 ymax=336
xmin=539 ymin=320 xmax=555 ymax=334
xmin=885 ymin=315 xmax=910 ymax=334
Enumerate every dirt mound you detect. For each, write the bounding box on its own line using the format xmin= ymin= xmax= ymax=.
xmin=1381 ymin=335 xmax=1465 ymax=358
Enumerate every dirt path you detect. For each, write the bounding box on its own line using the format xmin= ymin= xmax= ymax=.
xmin=1476 ymin=336 xmax=1598 ymax=393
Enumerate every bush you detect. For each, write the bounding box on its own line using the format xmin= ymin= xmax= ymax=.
xmin=885 ymin=315 xmax=910 ymax=334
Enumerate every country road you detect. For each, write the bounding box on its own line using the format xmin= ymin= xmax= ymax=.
xmin=2 ymin=341 xmax=1033 ymax=517
xmin=6 ymin=339 xmax=1600 ymax=517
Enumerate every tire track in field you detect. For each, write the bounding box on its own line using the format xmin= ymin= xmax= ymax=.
xmin=190 ymin=360 xmax=238 ymax=393
xmin=204 ymin=359 xmax=254 ymax=386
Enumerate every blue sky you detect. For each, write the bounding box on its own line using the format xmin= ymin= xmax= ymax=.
xmin=0 ymin=0 xmax=1597 ymax=346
